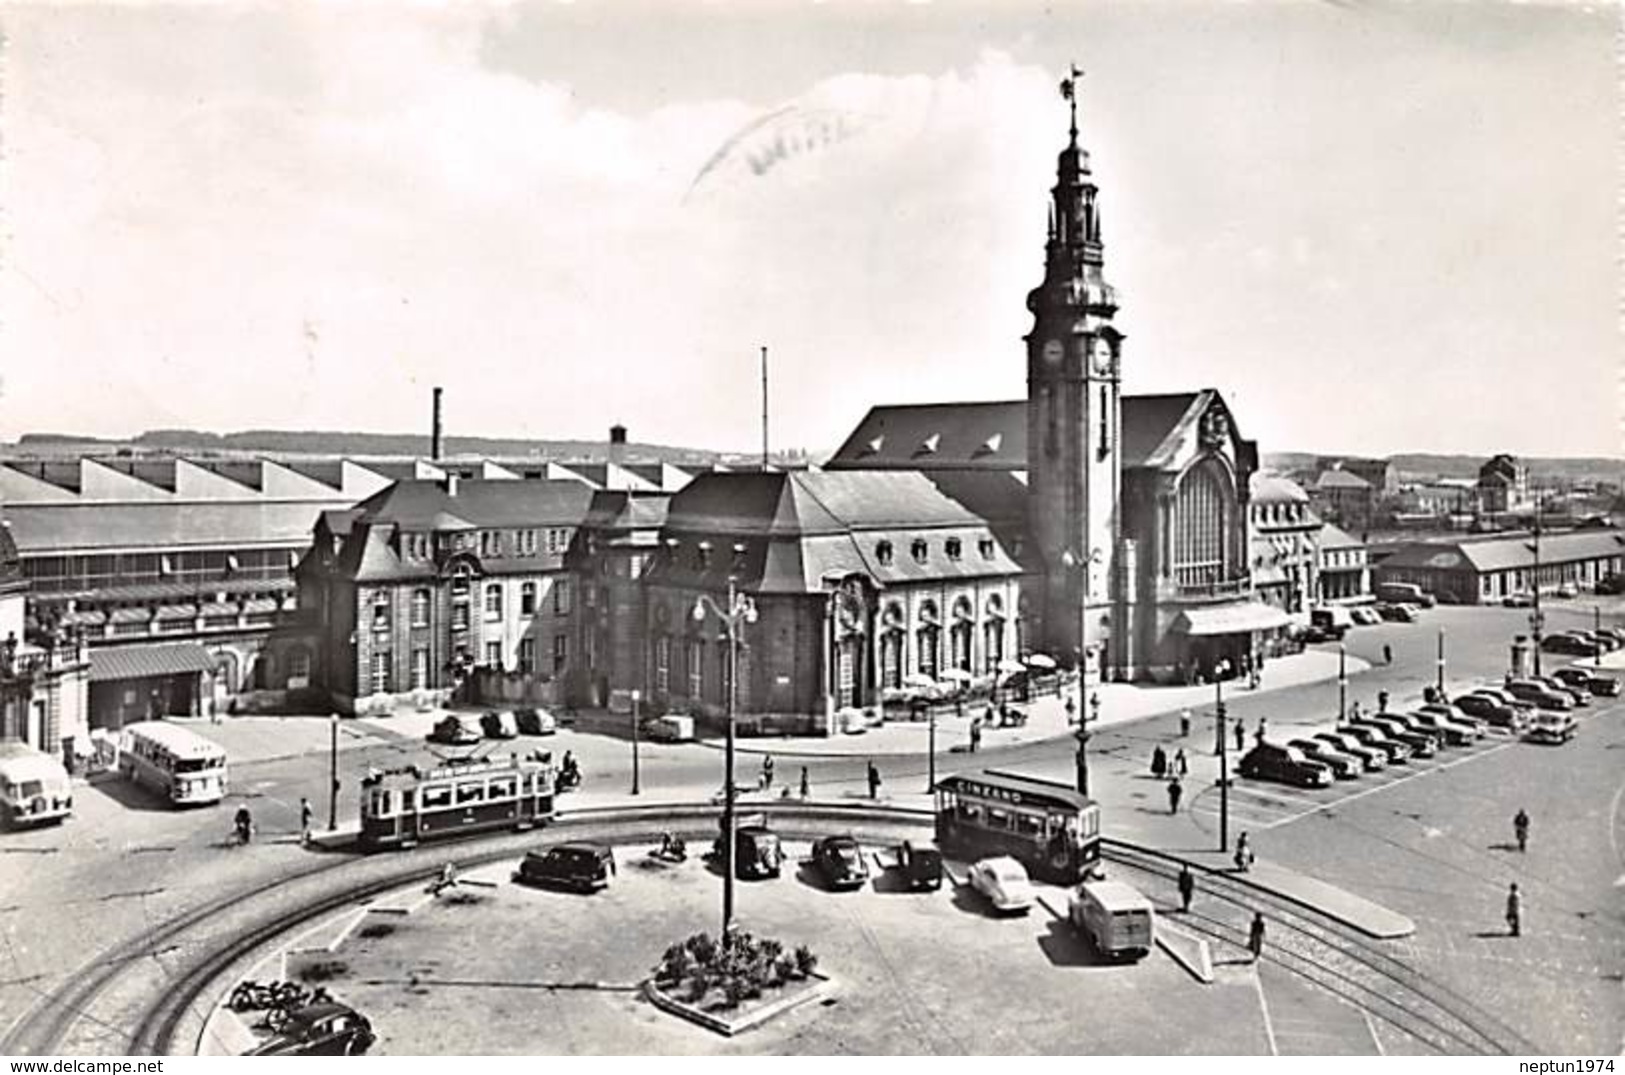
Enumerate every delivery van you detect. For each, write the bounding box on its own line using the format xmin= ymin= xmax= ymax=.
xmin=1069 ymin=878 xmax=1156 ymax=960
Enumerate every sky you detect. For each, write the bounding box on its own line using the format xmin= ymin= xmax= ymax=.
xmin=0 ymin=1 xmax=1617 ymax=460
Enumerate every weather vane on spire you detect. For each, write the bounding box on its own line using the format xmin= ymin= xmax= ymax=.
xmin=1059 ymin=63 xmax=1083 ymax=143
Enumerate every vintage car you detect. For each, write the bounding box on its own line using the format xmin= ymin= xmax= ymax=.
xmin=1069 ymin=879 xmax=1155 ymax=961
xmin=1237 ymin=743 xmax=1333 ymax=788
xmin=968 ymin=856 xmax=1035 ymax=914
xmin=514 ymin=842 xmax=616 ymax=892
xmin=1452 ymin=693 xmax=1528 ymax=731
xmin=427 ymin=714 xmax=481 ymax=746
xmin=1553 ymin=667 xmax=1621 ymax=698
xmin=1523 ymin=711 xmax=1577 ymax=745
xmin=811 ymin=834 xmax=870 ymax=890
xmin=1308 ymin=731 xmax=1387 ymax=771
xmin=713 ymin=815 xmax=783 ymax=879
xmin=513 ymin=707 xmax=558 ymax=735
xmin=895 ymin=840 xmax=944 ymax=890
xmin=479 ymin=710 xmax=519 ymax=739
xmin=1286 ymin=738 xmax=1361 ymax=779
xmin=245 ymin=1003 xmax=376 ymax=1056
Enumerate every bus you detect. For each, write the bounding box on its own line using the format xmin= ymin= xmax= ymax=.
xmin=934 ymin=769 xmax=1101 ymax=884
xmin=0 ymin=742 xmax=73 ymax=827
xmin=359 ymin=753 xmax=557 ymax=851
xmin=117 ymin=721 xmax=228 ymax=806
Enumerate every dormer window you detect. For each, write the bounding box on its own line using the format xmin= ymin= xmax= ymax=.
xmin=911 ymin=539 xmax=928 ymax=564
xmin=973 ymin=433 xmax=1003 ymax=458
xmin=860 ymin=435 xmax=884 ymax=457
xmin=876 ymin=540 xmax=894 ymax=566
xmin=978 ymin=538 xmax=996 ymax=560
xmin=915 ymin=434 xmax=941 ymax=457
xmin=945 ymin=538 xmax=963 ymax=561
xmin=697 ymin=540 xmax=713 ymax=569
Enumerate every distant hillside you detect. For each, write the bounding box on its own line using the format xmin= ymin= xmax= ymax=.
xmin=10 ymin=428 xmax=777 ymax=466
xmin=1263 ymin=451 xmax=1623 ymax=485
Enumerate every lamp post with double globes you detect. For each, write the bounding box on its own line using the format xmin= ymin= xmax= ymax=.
xmin=692 ymin=576 xmax=757 ymax=941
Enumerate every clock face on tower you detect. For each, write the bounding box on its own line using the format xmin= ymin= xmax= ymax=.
xmin=1090 ymin=337 xmax=1114 ymax=376
xmin=1041 ymin=339 xmax=1064 ymax=368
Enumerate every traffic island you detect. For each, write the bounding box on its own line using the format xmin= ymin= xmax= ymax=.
xmin=643 ymin=930 xmax=833 ymax=1037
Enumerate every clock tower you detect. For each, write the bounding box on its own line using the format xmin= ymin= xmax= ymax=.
xmin=1025 ymin=68 xmax=1123 ymax=682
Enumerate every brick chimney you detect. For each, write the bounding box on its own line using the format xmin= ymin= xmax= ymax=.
xmin=608 ymin=423 xmax=627 ymax=467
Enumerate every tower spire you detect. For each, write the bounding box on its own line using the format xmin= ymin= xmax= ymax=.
xmin=1059 ymin=64 xmax=1082 ymax=147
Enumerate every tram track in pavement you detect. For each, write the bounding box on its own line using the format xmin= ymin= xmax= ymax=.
xmin=4 ymin=802 xmax=1529 ymax=1057
xmin=1100 ymin=838 xmax=1539 ymax=1056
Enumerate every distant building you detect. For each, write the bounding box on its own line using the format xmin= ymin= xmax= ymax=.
xmin=1307 ymin=467 xmax=1376 ymax=532
xmin=1248 ymin=475 xmax=1319 ymax=615
xmin=0 ymin=523 xmax=89 ymax=761
xmin=1373 ymin=529 xmax=1625 ymax=605
xmin=1316 ymin=523 xmax=1370 ymax=603
xmin=1315 ymin=456 xmax=1396 ymax=496
xmin=1478 ymin=454 xmax=1531 ymax=515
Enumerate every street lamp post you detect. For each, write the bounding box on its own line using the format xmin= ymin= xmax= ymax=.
xmin=693 ymin=578 xmax=757 ymax=941
xmin=1436 ymin=628 xmax=1446 ymax=696
xmin=1075 ymin=692 xmax=1101 ymax=796
xmin=1214 ymin=659 xmax=1231 ymax=853
xmin=1532 ymin=514 xmax=1544 ymax=676
xmin=926 ymin=702 xmax=937 ymax=794
xmin=327 ymin=713 xmax=339 ymax=832
xmin=1337 ymin=642 xmax=1347 ymax=724
xmin=630 ymin=689 xmax=641 ymax=796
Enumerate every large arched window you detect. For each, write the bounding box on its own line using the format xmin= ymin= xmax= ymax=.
xmin=1173 ymin=460 xmax=1232 ymax=588
xmin=916 ymin=601 xmax=940 ymax=680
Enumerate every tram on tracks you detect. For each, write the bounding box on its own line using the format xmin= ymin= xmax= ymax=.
xmin=933 ymin=769 xmax=1101 ymax=884
xmin=359 ymin=753 xmax=558 ymax=851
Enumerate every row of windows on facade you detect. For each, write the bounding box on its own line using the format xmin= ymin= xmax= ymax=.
xmin=21 ymin=549 xmax=299 ymax=592
xmin=664 ymin=536 xmax=999 ymax=573
xmin=370 ymin=579 xmax=573 ymax=629
xmin=397 ymin=528 xmax=574 ymax=561
xmin=368 ymin=634 xmax=569 ymax=692
xmin=1251 ymin=502 xmax=1314 ymax=528
xmin=647 ymin=618 xmax=1014 ymax=696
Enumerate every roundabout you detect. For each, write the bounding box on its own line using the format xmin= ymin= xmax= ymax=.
xmin=2 ymin=802 xmax=1536 ymax=1057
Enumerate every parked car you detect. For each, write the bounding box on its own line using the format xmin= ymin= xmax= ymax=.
xmin=1553 ymin=667 xmax=1622 ymax=697
xmin=1505 ymin=679 xmax=1574 ymax=710
xmin=480 ymin=710 xmax=519 ymax=739
xmin=714 ymin=816 xmax=783 ymax=879
xmin=644 ymin=714 xmax=695 ymax=742
xmin=1377 ymin=603 xmax=1418 ymax=623
xmin=1350 ymin=606 xmax=1385 ymax=627
xmin=513 ymin=707 xmax=558 ymax=735
xmin=1523 ymin=711 xmax=1577 ymax=745
xmin=1237 ymin=743 xmax=1333 ymax=788
xmin=1309 ymin=607 xmax=1354 ymax=640
xmin=895 ymin=840 xmax=944 ymax=891
xmin=1502 ymin=591 xmax=1535 ymax=608
xmin=1541 ymin=634 xmax=1599 ymax=657
xmin=245 ymin=1002 xmax=376 ymax=1056
xmin=1594 ymin=627 xmax=1625 ymax=648
xmin=514 ymin=842 xmax=616 ymax=892
xmin=1452 ymin=693 xmax=1528 ymax=731
xmin=1353 ymin=716 xmax=1437 ymax=757
xmin=1530 ymin=675 xmax=1589 ymax=707
xmin=811 ymin=834 xmax=870 ymax=890
xmin=1287 ymin=738 xmax=1361 ymax=779
xmin=1375 ymin=582 xmax=1434 ymax=607
xmin=1309 ymin=731 xmax=1387 ymax=771
xmin=1576 ymin=629 xmax=1620 ymax=651
xmin=1069 ymin=879 xmax=1155 ymax=961
xmin=968 ymin=856 xmax=1036 ymax=914
xmin=1468 ymin=687 xmax=1536 ymax=716
xmin=1596 ymin=573 xmax=1625 ymax=596
xmin=1416 ymin=703 xmax=1485 ymax=737
xmin=1340 ymin=723 xmax=1412 ymax=764
xmin=427 ymin=714 xmax=481 ymax=746
xmin=1404 ymin=710 xmax=1475 ymax=747
xmin=1556 ymin=582 xmax=1579 ymax=599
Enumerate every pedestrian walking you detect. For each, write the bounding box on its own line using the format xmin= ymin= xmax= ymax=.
xmin=1177 ymin=863 xmax=1195 ymax=913
xmin=866 ymin=760 xmax=882 ymax=800
xmin=1377 ymin=690 xmax=1390 ymax=714
xmin=1065 ymin=695 xmax=1077 ymax=724
xmin=1513 ymin=808 xmax=1530 ymax=853
xmin=799 ymin=766 xmax=810 ymax=800
xmin=1248 ymin=912 xmax=1266 ymax=961
xmin=1151 ymin=745 xmax=1167 ymax=779
xmin=1179 ymin=708 xmax=1192 ymax=738
xmin=299 ymin=797 xmax=313 ymax=845
xmin=969 ymin=719 xmax=982 ymax=754
xmin=1254 ymin=717 xmax=1267 ymax=744
xmin=1166 ymin=777 xmax=1183 ymax=814
xmin=1347 ymin=700 xmax=1361 ymax=724
xmin=1174 ymin=748 xmax=1188 ymax=777
xmin=1233 ymin=721 xmax=1245 ymax=752
xmin=760 ymin=754 xmax=775 ymax=791
xmin=1383 ymin=644 xmax=1393 ymax=666
xmin=1505 ymin=882 xmax=1522 ymax=937
xmin=1234 ymin=831 xmax=1255 ymax=872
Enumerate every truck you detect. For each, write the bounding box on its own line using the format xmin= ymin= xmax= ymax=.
xmin=1069 ymin=878 xmax=1156 ymax=960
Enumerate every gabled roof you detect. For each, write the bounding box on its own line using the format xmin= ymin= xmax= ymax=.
xmin=1377 ymin=529 xmax=1625 ymax=574
xmin=351 ymin=478 xmax=594 ymax=530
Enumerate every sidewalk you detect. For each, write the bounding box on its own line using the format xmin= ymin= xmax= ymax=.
xmin=698 ymin=647 xmax=1373 ymax=758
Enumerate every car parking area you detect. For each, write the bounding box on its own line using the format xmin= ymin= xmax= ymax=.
xmin=1197 ymin=687 xmax=1619 ymax=833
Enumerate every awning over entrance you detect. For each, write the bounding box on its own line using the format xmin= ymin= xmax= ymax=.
xmin=1173 ymin=603 xmax=1292 ymax=636
xmin=89 ymin=642 xmax=216 ymax=684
